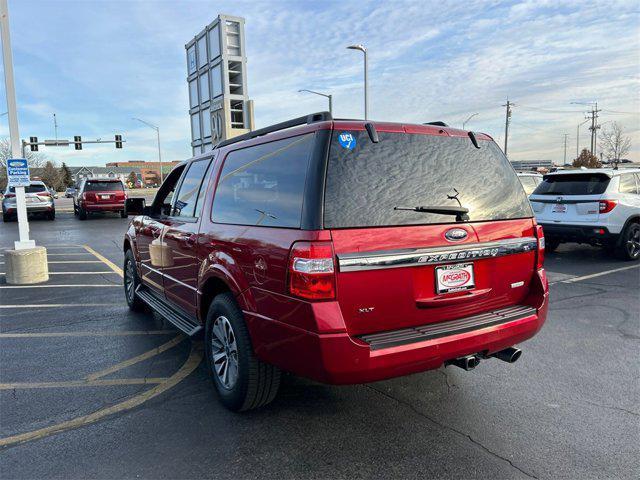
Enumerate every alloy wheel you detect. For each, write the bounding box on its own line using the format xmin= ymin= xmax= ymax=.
xmin=627 ymin=226 xmax=640 ymax=259
xmin=210 ymin=316 xmax=239 ymax=390
xmin=124 ymin=260 xmax=135 ymax=303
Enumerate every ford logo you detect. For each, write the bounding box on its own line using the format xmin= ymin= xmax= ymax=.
xmin=444 ymin=228 xmax=468 ymax=242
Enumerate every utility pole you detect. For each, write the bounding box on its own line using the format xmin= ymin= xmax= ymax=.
xmin=563 ymin=133 xmax=568 ymax=164
xmin=588 ymin=102 xmax=600 ymax=156
xmin=53 ymin=113 xmax=58 ymax=143
xmin=502 ymin=99 xmax=513 ymax=157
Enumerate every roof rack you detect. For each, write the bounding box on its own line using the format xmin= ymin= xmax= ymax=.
xmin=423 ymin=121 xmax=448 ymax=127
xmin=215 ymin=111 xmax=332 ymax=149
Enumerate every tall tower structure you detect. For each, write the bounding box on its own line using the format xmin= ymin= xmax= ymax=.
xmin=185 ymin=14 xmax=255 ymax=155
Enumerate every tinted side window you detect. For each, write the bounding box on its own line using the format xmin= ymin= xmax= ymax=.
xmin=172 ymin=159 xmax=211 ymax=218
xmin=619 ymin=174 xmax=638 ymax=194
xmin=212 ymin=133 xmax=315 ymax=228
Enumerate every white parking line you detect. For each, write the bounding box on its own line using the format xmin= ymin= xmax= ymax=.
xmin=0 ymin=331 xmax=174 ymax=338
xmin=0 ymin=304 xmax=115 ymax=308
xmin=47 ymin=260 xmax=103 ymax=264
xmin=551 ymin=264 xmax=640 ymax=285
xmin=0 ymin=271 xmax=118 ymax=275
xmin=0 ymin=284 xmax=120 ymax=289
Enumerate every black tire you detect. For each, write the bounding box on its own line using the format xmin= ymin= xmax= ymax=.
xmin=123 ymin=249 xmax=146 ymax=311
xmin=48 ymin=210 xmax=55 ymax=221
xmin=120 ymin=209 xmax=127 ymax=218
xmin=545 ymin=237 xmax=561 ymax=253
xmin=205 ymin=292 xmax=281 ymax=412
xmin=2 ymin=213 xmax=12 ymax=222
xmin=78 ymin=206 xmax=87 ymax=220
xmin=615 ymin=222 xmax=640 ymax=261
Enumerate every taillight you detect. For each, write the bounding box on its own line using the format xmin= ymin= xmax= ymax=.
xmin=599 ymin=200 xmax=617 ymax=213
xmin=535 ymin=224 xmax=545 ymax=269
xmin=5 ymin=193 xmax=15 ymax=198
xmin=288 ymin=241 xmax=336 ymax=300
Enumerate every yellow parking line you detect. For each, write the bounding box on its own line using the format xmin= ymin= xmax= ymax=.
xmin=0 ymin=331 xmax=174 ymax=338
xmin=0 ymin=378 xmax=168 ymax=390
xmin=86 ymin=335 xmax=185 ymax=381
xmin=82 ymin=245 xmax=124 ymax=278
xmin=45 ymin=253 xmax=94 ymax=256
xmin=0 ymin=343 xmax=202 ymax=447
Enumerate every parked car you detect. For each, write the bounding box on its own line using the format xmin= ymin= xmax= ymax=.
xmin=529 ymin=168 xmax=640 ymax=260
xmin=47 ymin=187 xmax=59 ymax=199
xmin=65 ymin=187 xmax=76 ymax=198
xmin=123 ymin=112 xmax=549 ymax=411
xmin=517 ymin=172 xmax=543 ymax=195
xmin=2 ymin=180 xmax=55 ymax=221
xmin=73 ymin=178 xmax=127 ymax=220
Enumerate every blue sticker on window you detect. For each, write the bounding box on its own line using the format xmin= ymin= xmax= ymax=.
xmin=338 ymin=132 xmax=356 ymax=150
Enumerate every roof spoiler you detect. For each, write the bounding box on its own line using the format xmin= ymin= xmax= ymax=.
xmin=215 ymin=111 xmax=332 ymax=149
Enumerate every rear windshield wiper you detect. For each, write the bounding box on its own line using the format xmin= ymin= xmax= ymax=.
xmin=394 ymin=205 xmax=470 ymax=222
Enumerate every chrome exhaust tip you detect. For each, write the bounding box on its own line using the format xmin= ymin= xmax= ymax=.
xmin=491 ymin=347 xmax=522 ymax=363
xmin=448 ymin=354 xmax=481 ymax=371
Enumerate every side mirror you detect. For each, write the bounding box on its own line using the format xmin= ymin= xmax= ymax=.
xmin=125 ymin=197 xmax=146 ymax=216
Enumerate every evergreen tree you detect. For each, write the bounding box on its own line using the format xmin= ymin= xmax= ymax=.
xmin=58 ymin=162 xmax=74 ymax=188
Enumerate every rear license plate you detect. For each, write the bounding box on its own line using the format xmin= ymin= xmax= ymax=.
xmin=26 ymin=197 xmax=37 ymax=203
xmin=436 ymin=263 xmax=475 ymax=294
xmin=100 ymin=194 xmax=111 ymax=200
xmin=552 ymin=204 xmax=567 ymax=213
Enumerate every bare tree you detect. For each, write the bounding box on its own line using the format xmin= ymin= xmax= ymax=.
xmin=599 ymin=122 xmax=631 ymax=168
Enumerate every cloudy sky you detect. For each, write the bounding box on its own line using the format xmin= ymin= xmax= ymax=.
xmin=1 ymin=0 xmax=638 ymax=166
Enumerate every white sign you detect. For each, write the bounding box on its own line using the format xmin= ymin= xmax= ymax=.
xmin=6 ymin=158 xmax=30 ymax=187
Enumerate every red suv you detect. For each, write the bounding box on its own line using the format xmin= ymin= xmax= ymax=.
xmin=74 ymin=178 xmax=127 ymax=220
xmin=123 ymin=113 xmax=549 ymax=411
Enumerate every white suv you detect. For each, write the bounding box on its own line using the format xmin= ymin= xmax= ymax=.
xmin=529 ymin=168 xmax=640 ymax=260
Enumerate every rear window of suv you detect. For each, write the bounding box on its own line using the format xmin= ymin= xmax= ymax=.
xmin=323 ymin=131 xmax=532 ymax=228
xmin=532 ymin=174 xmax=610 ymax=196
xmin=8 ymin=184 xmax=47 ymax=193
xmin=84 ymin=181 xmax=124 ymax=192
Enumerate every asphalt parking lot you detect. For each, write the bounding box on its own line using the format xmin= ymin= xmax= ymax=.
xmin=1 ymin=208 xmax=638 ymax=479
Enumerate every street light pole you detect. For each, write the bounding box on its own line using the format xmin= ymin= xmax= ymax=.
xmin=462 ymin=113 xmax=479 ymax=129
xmin=347 ymin=44 xmax=368 ymax=120
xmin=298 ymin=89 xmax=333 ymax=115
xmin=132 ymin=117 xmax=163 ymax=184
xmin=1 ymin=0 xmax=34 ymax=249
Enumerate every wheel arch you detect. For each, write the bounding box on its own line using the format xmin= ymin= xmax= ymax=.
xmin=617 ymin=215 xmax=640 ymax=246
xmin=199 ymin=270 xmax=250 ymax=325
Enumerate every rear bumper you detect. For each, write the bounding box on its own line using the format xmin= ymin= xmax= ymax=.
xmin=2 ymin=204 xmax=53 ymax=214
xmin=250 ymin=272 xmax=549 ymax=385
xmin=540 ymin=223 xmax=616 ymax=244
xmin=83 ymin=203 xmax=124 ymax=212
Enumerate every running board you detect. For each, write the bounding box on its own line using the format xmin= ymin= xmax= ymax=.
xmin=136 ymin=286 xmax=202 ymax=336
xmin=358 ymin=305 xmax=536 ymax=351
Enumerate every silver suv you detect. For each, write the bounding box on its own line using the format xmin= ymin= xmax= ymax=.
xmin=2 ymin=181 xmax=56 ymax=222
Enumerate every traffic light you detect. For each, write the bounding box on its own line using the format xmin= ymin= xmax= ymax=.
xmin=74 ymin=136 xmax=82 ymax=150
xmin=115 ymin=134 xmax=122 ymax=149
xmin=29 ymin=137 xmax=38 ymax=152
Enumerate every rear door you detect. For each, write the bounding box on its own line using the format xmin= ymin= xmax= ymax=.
xmin=162 ymin=157 xmax=213 ymax=316
xmin=529 ymin=173 xmax=611 ymax=224
xmin=324 ymin=129 xmax=537 ymax=336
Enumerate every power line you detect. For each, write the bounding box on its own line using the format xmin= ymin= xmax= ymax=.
xmin=516 ymin=104 xmax=584 ymax=114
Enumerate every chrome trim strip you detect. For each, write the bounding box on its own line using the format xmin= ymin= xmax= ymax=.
xmin=140 ymin=263 xmax=199 ymax=292
xmin=337 ymin=237 xmax=537 ymax=272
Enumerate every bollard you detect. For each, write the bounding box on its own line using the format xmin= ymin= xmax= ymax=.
xmin=4 ymin=246 xmax=49 ymax=284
